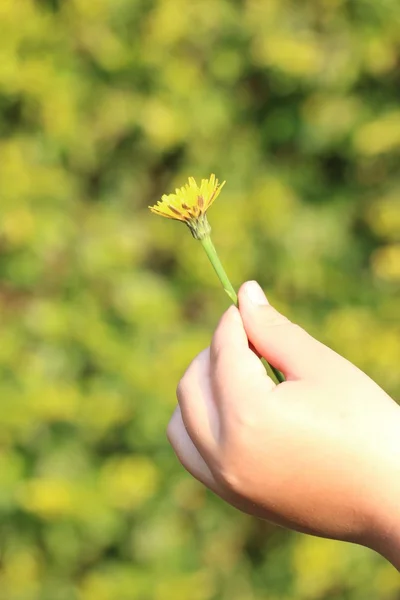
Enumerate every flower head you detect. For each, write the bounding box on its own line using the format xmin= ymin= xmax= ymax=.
xmin=149 ymin=174 xmax=225 ymax=240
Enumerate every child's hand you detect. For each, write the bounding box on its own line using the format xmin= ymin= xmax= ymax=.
xmin=167 ymin=281 xmax=400 ymax=568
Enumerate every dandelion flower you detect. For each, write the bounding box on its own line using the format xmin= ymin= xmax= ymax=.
xmin=149 ymin=174 xmax=225 ymax=240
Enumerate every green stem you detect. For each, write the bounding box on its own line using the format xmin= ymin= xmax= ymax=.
xmin=200 ymin=235 xmax=285 ymax=385
xmin=201 ymin=235 xmax=238 ymax=305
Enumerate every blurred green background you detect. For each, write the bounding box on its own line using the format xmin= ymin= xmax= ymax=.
xmin=0 ymin=0 xmax=399 ymax=598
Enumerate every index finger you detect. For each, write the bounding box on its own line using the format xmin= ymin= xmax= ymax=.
xmin=210 ymin=305 xmax=275 ymax=402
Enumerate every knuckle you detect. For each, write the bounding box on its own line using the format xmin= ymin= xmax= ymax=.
xmin=210 ymin=336 xmax=224 ymax=365
xmin=214 ymin=443 xmax=245 ymax=494
xmin=213 ymin=409 xmax=259 ymax=494
xmin=176 ymin=367 xmax=194 ymax=402
xmin=176 ymin=377 xmax=186 ymax=402
xmin=211 ymin=352 xmax=228 ymax=384
xmin=263 ymin=307 xmax=291 ymax=328
xmin=211 ymin=344 xmax=237 ymax=381
xmin=176 ymin=348 xmax=209 ymax=401
xmin=211 ymin=309 xmax=236 ymax=358
xmin=236 ymin=411 xmax=257 ymax=432
xmin=215 ymin=306 xmax=234 ymax=333
xmin=227 ymin=396 xmax=258 ymax=432
xmin=218 ymin=460 xmax=243 ymax=494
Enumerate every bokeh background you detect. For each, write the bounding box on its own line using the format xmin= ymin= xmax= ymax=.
xmin=0 ymin=0 xmax=399 ymax=598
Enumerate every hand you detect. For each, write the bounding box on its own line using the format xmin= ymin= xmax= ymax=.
xmin=167 ymin=281 xmax=400 ymax=568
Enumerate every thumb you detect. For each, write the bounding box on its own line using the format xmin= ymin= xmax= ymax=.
xmin=238 ymin=281 xmax=329 ymax=380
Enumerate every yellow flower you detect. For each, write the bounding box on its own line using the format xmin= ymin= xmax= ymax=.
xmin=149 ymin=174 xmax=225 ymax=240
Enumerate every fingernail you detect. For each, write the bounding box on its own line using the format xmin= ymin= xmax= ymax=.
xmin=245 ymin=281 xmax=269 ymax=306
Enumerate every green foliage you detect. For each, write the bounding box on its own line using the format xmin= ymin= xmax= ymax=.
xmin=0 ymin=0 xmax=399 ymax=598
